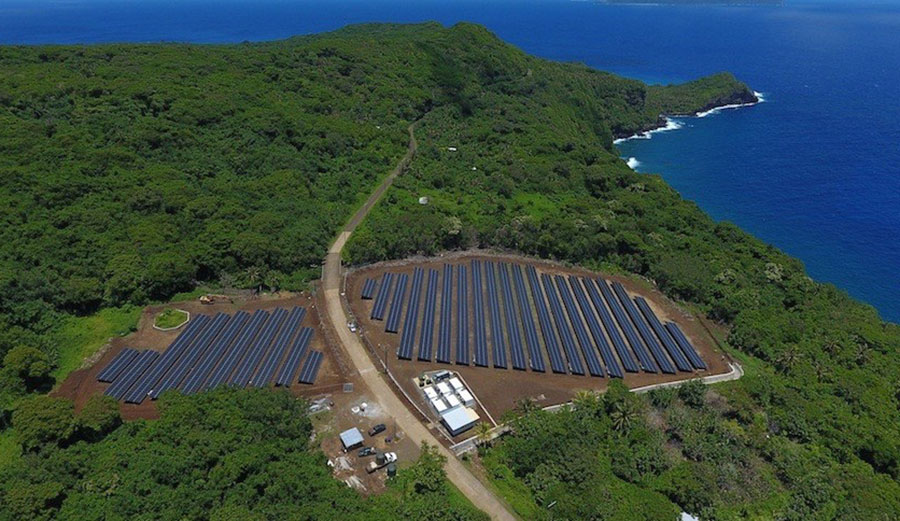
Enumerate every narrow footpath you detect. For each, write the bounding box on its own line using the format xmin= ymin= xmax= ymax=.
xmin=321 ymin=122 xmax=518 ymax=521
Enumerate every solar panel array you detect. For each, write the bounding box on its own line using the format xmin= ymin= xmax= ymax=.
xmin=360 ymin=279 xmax=377 ymax=300
xmin=362 ymin=260 xmax=707 ymax=379
xmin=96 ymin=306 xmax=322 ymax=402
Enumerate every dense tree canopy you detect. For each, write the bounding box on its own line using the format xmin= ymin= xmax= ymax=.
xmin=0 ymin=22 xmax=897 ymax=520
xmin=0 ymin=389 xmax=487 ymax=521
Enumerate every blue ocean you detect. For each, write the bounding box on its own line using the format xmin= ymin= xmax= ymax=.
xmin=3 ymin=0 xmax=898 ymax=322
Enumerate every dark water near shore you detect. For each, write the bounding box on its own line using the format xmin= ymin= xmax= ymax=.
xmin=3 ymin=0 xmax=898 ymax=322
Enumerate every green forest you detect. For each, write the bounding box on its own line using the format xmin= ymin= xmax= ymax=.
xmin=0 ymin=22 xmax=897 ymax=521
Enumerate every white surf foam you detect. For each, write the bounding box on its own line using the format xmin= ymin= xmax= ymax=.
xmin=614 ymin=118 xmax=684 ymax=144
xmin=614 ymin=88 xmax=764 ymax=143
xmin=626 ymin=157 xmax=641 ymax=169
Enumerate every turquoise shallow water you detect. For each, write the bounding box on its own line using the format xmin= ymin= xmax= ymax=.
xmin=3 ymin=0 xmax=898 ymax=322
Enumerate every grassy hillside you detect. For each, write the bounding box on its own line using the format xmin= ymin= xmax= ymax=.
xmin=0 ymin=22 xmax=896 ymax=521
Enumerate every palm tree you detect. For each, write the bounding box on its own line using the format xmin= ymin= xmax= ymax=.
xmin=775 ymin=345 xmax=801 ymax=374
xmin=573 ymin=390 xmax=599 ymax=416
xmin=244 ymin=266 xmax=263 ymax=294
xmin=475 ymin=422 xmax=493 ymax=449
xmin=516 ymin=397 xmax=538 ymax=415
xmin=610 ymin=399 xmax=638 ymax=433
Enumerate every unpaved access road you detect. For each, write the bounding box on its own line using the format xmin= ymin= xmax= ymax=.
xmin=320 ymin=122 xmax=518 ymax=521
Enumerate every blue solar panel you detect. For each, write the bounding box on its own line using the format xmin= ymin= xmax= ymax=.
xmin=582 ymin=278 xmax=639 ymax=373
xmin=398 ymin=268 xmax=424 ymax=359
xmin=500 ymin=264 xmax=527 ymax=370
xmin=471 ymin=260 xmax=489 ymax=367
xmin=124 ymin=314 xmax=220 ymax=404
xmin=371 ymin=273 xmax=395 ymax=320
xmin=418 ymin=269 xmax=439 ymax=361
xmin=227 ymin=308 xmax=285 ymax=386
xmin=253 ymin=307 xmax=307 ymax=387
xmin=555 ymin=276 xmax=604 ymax=377
xmin=485 ymin=261 xmax=506 ymax=369
xmin=298 ymin=350 xmax=323 ymax=384
xmin=96 ymin=348 xmax=139 ymax=383
xmin=150 ymin=313 xmax=231 ymax=399
xmin=203 ymin=310 xmax=271 ymax=391
xmin=385 ymin=273 xmax=409 ymax=334
xmin=178 ymin=311 xmax=250 ymax=396
xmin=105 ymin=350 xmax=159 ymax=401
xmin=542 ymin=273 xmax=585 ymax=376
xmin=665 ymin=322 xmax=707 ymax=370
xmin=436 ymin=264 xmax=453 ymax=364
xmin=569 ymin=276 xmax=623 ymax=378
xmin=526 ymin=266 xmax=566 ymax=374
xmin=456 ymin=264 xmax=469 ymax=365
xmin=229 ymin=308 xmax=289 ymax=386
xmin=276 ymin=327 xmax=314 ymax=386
xmin=610 ymin=282 xmax=675 ymax=374
xmin=596 ymin=279 xmax=658 ymax=373
xmin=634 ymin=297 xmax=692 ymax=372
xmin=512 ymin=265 xmax=545 ymax=372
xmin=361 ymin=279 xmax=377 ymax=299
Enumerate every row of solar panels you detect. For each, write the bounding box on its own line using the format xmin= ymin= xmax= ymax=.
xmin=96 ymin=307 xmax=324 ymax=403
xmin=360 ymin=262 xmax=706 ymax=377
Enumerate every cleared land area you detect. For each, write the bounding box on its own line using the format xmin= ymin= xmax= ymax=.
xmin=347 ymin=252 xmax=731 ymax=418
xmin=53 ymin=293 xmax=345 ymax=420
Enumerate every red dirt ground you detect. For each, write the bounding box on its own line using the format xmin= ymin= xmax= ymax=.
xmin=53 ymin=291 xmax=347 ymax=420
xmin=345 ymin=251 xmax=733 ymax=422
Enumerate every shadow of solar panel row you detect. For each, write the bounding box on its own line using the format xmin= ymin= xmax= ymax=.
xmin=370 ymin=273 xmax=395 ymax=320
xmin=418 ymin=269 xmax=438 ymax=361
xmin=230 ymin=308 xmax=288 ymax=386
xmin=665 ymin=322 xmax=706 ymax=370
xmin=526 ymin=266 xmax=566 ymax=374
xmin=123 ymin=314 xmax=215 ymax=404
xmin=542 ymin=274 xmax=585 ymax=376
xmin=298 ymin=350 xmax=324 ymax=384
xmin=610 ymin=282 xmax=676 ymax=374
xmin=360 ymin=278 xmax=377 ymax=300
xmin=499 ymin=264 xmax=527 ymax=370
xmin=555 ymin=275 xmax=604 ymax=377
xmin=512 ymin=265 xmax=545 ymax=372
xmin=276 ymin=327 xmax=314 ymax=386
xmin=634 ymin=297 xmax=692 ymax=372
xmin=179 ymin=311 xmax=251 ymax=396
xmin=385 ymin=273 xmax=409 ymax=333
xmin=596 ymin=279 xmax=658 ymax=373
xmin=436 ymin=264 xmax=453 ymax=364
xmin=569 ymin=277 xmax=623 ymax=378
xmin=96 ymin=348 xmax=139 ymax=383
xmin=105 ymin=350 xmax=159 ymax=400
xmin=398 ymin=268 xmax=424 ymax=360
xmin=253 ymin=307 xmax=307 ymax=387
xmin=456 ymin=264 xmax=469 ymax=365
xmin=470 ymin=261 xmax=489 ymax=367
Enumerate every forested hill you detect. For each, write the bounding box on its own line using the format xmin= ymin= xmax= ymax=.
xmin=0 ymin=22 xmax=747 ymax=355
xmin=1 ymin=21 xmax=897 ymax=521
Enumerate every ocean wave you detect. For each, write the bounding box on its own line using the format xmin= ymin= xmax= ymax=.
xmin=613 ymin=118 xmax=684 ymax=144
xmin=626 ymin=157 xmax=641 ymax=169
xmin=696 ymin=92 xmax=764 ymax=118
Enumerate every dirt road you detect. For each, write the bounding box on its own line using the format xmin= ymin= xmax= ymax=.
xmin=321 ymin=122 xmax=518 ymax=521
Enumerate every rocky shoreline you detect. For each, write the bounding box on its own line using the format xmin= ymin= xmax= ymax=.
xmin=614 ymin=88 xmax=760 ymax=143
